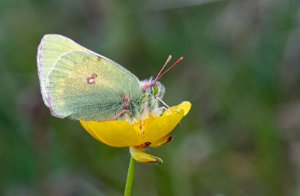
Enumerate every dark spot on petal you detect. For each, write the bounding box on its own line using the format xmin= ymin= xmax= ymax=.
xmin=144 ymin=142 xmax=151 ymax=147
xmin=167 ymin=135 xmax=173 ymax=143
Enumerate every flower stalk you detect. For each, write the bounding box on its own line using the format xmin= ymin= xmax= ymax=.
xmin=124 ymin=156 xmax=136 ymax=196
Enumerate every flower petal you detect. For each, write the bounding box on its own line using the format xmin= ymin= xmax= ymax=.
xmin=150 ymin=135 xmax=172 ymax=147
xmin=170 ymin=101 xmax=191 ymax=116
xmin=79 ymin=101 xmax=192 ymax=147
xmin=79 ymin=120 xmax=143 ymax=147
xmin=141 ymin=101 xmax=191 ymax=143
xmin=129 ymin=147 xmax=163 ymax=163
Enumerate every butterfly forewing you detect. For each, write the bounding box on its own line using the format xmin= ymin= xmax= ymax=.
xmin=37 ymin=34 xmax=90 ymax=106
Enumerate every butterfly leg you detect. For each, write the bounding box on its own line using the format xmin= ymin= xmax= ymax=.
xmin=110 ymin=109 xmax=131 ymax=121
xmin=156 ymin=97 xmax=170 ymax=108
xmin=156 ymin=97 xmax=179 ymax=114
xmin=96 ymin=109 xmax=132 ymax=122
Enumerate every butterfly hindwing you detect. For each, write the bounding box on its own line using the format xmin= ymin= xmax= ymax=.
xmin=46 ymin=51 xmax=142 ymax=121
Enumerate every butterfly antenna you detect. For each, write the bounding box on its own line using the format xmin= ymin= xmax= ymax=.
xmin=156 ymin=56 xmax=184 ymax=82
xmin=153 ymin=55 xmax=172 ymax=84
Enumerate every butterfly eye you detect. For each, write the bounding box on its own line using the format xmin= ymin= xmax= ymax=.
xmin=151 ymin=85 xmax=159 ymax=96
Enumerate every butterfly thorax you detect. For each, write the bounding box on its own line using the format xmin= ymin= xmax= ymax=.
xmin=118 ymin=79 xmax=165 ymax=123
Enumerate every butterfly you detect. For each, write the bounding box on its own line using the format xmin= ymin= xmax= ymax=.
xmin=37 ymin=34 xmax=183 ymax=122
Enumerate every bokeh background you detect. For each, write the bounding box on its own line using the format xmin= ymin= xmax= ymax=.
xmin=1 ymin=0 xmax=300 ymax=195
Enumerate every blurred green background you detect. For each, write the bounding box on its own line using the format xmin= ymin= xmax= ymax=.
xmin=1 ymin=0 xmax=300 ymax=195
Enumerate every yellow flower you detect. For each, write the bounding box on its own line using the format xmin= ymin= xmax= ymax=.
xmin=80 ymin=101 xmax=191 ymax=163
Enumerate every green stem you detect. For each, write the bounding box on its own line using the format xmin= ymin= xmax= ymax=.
xmin=124 ymin=156 xmax=136 ymax=196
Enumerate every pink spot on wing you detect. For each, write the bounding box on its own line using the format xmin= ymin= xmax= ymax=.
xmin=121 ymin=95 xmax=131 ymax=108
xmin=87 ymin=73 xmax=97 ymax=84
xmin=123 ymin=97 xmax=130 ymax=105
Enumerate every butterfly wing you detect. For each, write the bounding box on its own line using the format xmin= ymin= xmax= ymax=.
xmin=37 ymin=34 xmax=87 ymax=106
xmin=37 ymin=34 xmax=109 ymax=106
xmin=46 ymin=51 xmax=142 ymax=121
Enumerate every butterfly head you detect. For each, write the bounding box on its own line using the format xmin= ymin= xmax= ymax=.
xmin=141 ymin=79 xmax=165 ymax=99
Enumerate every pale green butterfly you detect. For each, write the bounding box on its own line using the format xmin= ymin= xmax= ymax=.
xmin=37 ymin=34 xmax=183 ymax=122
